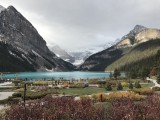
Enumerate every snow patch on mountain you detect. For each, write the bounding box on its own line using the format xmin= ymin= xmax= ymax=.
xmin=8 ymin=50 xmax=23 ymax=61
xmin=8 ymin=50 xmax=16 ymax=56
xmin=32 ymin=50 xmax=42 ymax=58
xmin=22 ymin=54 xmax=32 ymax=64
xmin=56 ymin=54 xmax=60 ymax=57
xmin=73 ymin=59 xmax=84 ymax=66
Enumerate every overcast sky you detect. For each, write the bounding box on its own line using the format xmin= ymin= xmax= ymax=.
xmin=1 ymin=0 xmax=160 ymax=51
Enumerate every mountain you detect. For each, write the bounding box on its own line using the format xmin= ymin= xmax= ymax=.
xmin=49 ymin=44 xmax=107 ymax=66
xmin=0 ymin=5 xmax=75 ymax=72
xmin=69 ymin=45 xmax=108 ymax=66
xmin=69 ymin=50 xmax=92 ymax=66
xmin=49 ymin=45 xmax=75 ymax=63
xmin=106 ymin=39 xmax=160 ymax=72
xmin=79 ymin=46 xmax=123 ymax=71
xmin=115 ymin=25 xmax=147 ymax=48
xmin=80 ymin=25 xmax=160 ymax=71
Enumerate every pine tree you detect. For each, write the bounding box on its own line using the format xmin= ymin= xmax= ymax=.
xmin=129 ymin=70 xmax=138 ymax=79
xmin=128 ymin=82 xmax=133 ymax=89
xmin=105 ymin=82 xmax=112 ymax=91
xmin=117 ymin=82 xmax=123 ymax=90
xmin=135 ymin=81 xmax=141 ymax=88
xmin=109 ymin=72 xmax=113 ymax=79
xmin=113 ymin=69 xmax=121 ymax=80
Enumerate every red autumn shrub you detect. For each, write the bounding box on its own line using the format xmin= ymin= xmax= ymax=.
xmin=3 ymin=96 xmax=105 ymax=120
xmin=107 ymin=94 xmax=160 ymax=120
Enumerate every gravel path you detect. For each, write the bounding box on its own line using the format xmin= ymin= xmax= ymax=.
xmin=0 ymin=82 xmax=13 ymax=88
xmin=147 ymin=77 xmax=160 ymax=87
xmin=0 ymin=92 xmax=14 ymax=100
xmin=0 ymin=82 xmax=12 ymax=86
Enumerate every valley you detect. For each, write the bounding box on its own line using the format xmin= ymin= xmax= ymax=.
xmin=0 ymin=3 xmax=160 ymax=120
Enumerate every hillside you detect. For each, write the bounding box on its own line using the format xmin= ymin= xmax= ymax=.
xmin=106 ymin=39 xmax=160 ymax=71
xmin=80 ymin=25 xmax=160 ymax=71
xmin=79 ymin=47 xmax=124 ymax=71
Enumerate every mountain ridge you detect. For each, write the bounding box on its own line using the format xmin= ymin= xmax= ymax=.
xmin=0 ymin=5 xmax=76 ymax=72
xmin=80 ymin=25 xmax=160 ymax=71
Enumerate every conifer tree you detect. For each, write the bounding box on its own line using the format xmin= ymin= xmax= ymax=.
xmin=135 ymin=81 xmax=141 ymax=88
xmin=117 ymin=82 xmax=123 ymax=90
xmin=113 ymin=69 xmax=121 ymax=80
xmin=109 ymin=72 xmax=113 ymax=79
xmin=128 ymin=82 xmax=133 ymax=89
xmin=105 ymin=82 xmax=112 ymax=91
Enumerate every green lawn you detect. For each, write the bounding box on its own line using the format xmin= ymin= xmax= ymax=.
xmin=0 ymin=88 xmax=14 ymax=92
xmin=57 ymin=82 xmax=154 ymax=96
xmin=58 ymin=87 xmax=106 ymax=96
xmin=140 ymin=82 xmax=154 ymax=87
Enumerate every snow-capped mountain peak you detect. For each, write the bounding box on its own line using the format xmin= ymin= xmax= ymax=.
xmin=49 ymin=45 xmax=75 ymax=63
xmin=131 ymin=25 xmax=147 ymax=34
xmin=122 ymin=25 xmax=147 ymax=40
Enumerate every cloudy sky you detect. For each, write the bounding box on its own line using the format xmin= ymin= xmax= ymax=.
xmin=1 ymin=0 xmax=160 ymax=51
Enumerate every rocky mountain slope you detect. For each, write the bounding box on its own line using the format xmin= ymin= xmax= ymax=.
xmin=0 ymin=5 xmax=75 ymax=72
xmin=106 ymin=39 xmax=160 ymax=71
xmin=115 ymin=25 xmax=147 ymax=48
xmin=80 ymin=25 xmax=160 ymax=71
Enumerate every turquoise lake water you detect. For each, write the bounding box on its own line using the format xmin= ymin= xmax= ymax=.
xmin=1 ymin=71 xmax=110 ymax=80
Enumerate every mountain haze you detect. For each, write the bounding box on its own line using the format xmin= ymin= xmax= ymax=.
xmin=49 ymin=45 xmax=75 ymax=63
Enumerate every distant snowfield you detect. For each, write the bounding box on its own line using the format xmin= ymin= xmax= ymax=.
xmin=73 ymin=59 xmax=84 ymax=66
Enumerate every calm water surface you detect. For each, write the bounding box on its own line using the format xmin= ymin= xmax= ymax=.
xmin=1 ymin=71 xmax=110 ymax=80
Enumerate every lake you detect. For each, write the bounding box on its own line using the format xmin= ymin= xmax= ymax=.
xmin=1 ymin=71 xmax=110 ymax=80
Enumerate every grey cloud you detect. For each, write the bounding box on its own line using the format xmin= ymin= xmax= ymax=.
xmin=1 ymin=0 xmax=160 ymax=51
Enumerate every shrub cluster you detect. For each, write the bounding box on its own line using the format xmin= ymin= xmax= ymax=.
xmin=116 ymin=82 xmax=123 ymax=90
xmin=105 ymin=92 xmax=144 ymax=101
xmin=121 ymin=82 xmax=128 ymax=87
xmin=2 ymin=96 xmax=105 ymax=120
xmin=152 ymin=87 xmax=160 ymax=91
xmin=12 ymin=92 xmax=22 ymax=98
xmin=69 ymin=83 xmax=85 ymax=88
xmin=92 ymin=93 xmax=107 ymax=102
xmin=132 ymin=88 xmax=154 ymax=95
xmin=134 ymin=81 xmax=141 ymax=88
xmin=91 ymin=92 xmax=144 ymax=102
xmin=105 ymin=81 xmax=143 ymax=91
xmin=105 ymin=82 xmax=112 ymax=91
xmin=107 ymin=95 xmax=160 ymax=120
xmin=22 ymin=91 xmax=52 ymax=100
